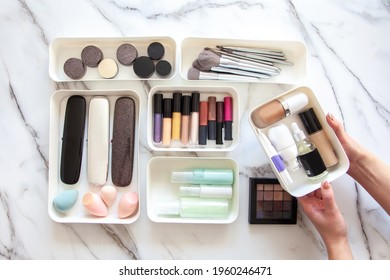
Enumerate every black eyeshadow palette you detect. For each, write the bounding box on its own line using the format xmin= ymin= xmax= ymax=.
xmin=249 ymin=178 xmax=297 ymax=224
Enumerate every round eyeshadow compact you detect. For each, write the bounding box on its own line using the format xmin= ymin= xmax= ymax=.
xmin=155 ymin=60 xmax=172 ymax=78
xmin=63 ymin=58 xmax=86 ymax=79
xmin=81 ymin=45 xmax=103 ymax=67
xmin=116 ymin=43 xmax=138 ymax=66
xmin=133 ymin=56 xmax=155 ymax=78
xmin=98 ymin=58 xmax=118 ymax=79
xmin=147 ymin=42 xmax=165 ymax=60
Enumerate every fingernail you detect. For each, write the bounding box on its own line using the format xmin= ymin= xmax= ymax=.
xmin=322 ymin=180 xmax=330 ymax=190
xmin=327 ymin=112 xmax=334 ymax=121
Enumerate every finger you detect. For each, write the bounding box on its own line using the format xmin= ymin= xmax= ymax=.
xmin=326 ymin=113 xmax=349 ymax=146
xmin=314 ymin=188 xmax=322 ymax=199
xmin=320 ymin=181 xmax=337 ymax=210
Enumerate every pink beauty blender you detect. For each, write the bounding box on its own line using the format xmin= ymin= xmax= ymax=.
xmin=118 ymin=191 xmax=139 ymax=218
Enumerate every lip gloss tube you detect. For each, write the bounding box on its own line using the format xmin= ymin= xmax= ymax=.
xmin=208 ymin=96 xmax=217 ymax=140
xmin=190 ymin=92 xmax=200 ymax=144
xmin=181 ymin=95 xmax=191 ymax=145
xmin=216 ymin=101 xmax=224 ymax=145
xmin=171 ymin=92 xmax=182 ymax=141
xmin=199 ymin=101 xmax=208 ymax=145
xmin=153 ymin=93 xmax=163 ymax=143
xmin=162 ymin=98 xmax=172 ymax=146
xmin=224 ymin=96 xmax=233 ymax=140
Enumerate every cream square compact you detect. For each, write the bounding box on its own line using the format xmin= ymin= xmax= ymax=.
xmin=249 ymin=86 xmax=349 ymax=197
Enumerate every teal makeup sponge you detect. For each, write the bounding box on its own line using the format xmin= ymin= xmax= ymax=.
xmin=53 ymin=189 xmax=78 ymax=213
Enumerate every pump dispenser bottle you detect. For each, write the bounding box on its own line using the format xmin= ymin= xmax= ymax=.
xmin=291 ymin=122 xmax=328 ymax=181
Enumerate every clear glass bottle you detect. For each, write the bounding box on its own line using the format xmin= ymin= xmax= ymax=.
xmin=291 ymin=122 xmax=328 ymax=181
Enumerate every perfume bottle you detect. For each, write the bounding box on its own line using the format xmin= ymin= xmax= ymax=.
xmin=291 ymin=122 xmax=328 ymax=181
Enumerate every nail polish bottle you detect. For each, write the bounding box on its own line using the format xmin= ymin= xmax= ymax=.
xmin=291 ymin=122 xmax=328 ymax=181
xmin=298 ymin=108 xmax=338 ymax=167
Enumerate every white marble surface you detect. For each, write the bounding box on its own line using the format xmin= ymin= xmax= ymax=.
xmin=0 ymin=0 xmax=389 ymax=260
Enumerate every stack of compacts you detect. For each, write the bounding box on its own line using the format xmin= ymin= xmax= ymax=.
xmin=63 ymin=41 xmax=172 ymax=80
xmin=152 ymin=92 xmax=233 ymax=147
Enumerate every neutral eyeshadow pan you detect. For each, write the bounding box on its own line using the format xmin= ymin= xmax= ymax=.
xmin=249 ymin=177 xmax=297 ymax=224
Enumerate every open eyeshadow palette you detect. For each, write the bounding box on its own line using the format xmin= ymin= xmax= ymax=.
xmin=249 ymin=178 xmax=297 ymax=224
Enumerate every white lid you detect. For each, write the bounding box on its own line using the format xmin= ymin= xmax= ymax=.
xmin=268 ymin=124 xmax=295 ymax=150
xmin=268 ymin=124 xmax=300 ymax=170
xmin=281 ymin=92 xmax=308 ymax=115
xmin=179 ymin=185 xmax=233 ymax=199
xmin=156 ymin=201 xmax=180 ymax=215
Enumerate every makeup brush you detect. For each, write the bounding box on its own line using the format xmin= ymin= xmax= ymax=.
xmin=217 ymin=46 xmax=293 ymax=66
xmin=204 ymin=48 xmax=281 ymax=72
xmin=198 ymin=50 xmax=279 ymax=76
xmin=192 ymin=59 xmax=272 ymax=79
xmin=217 ymin=45 xmax=285 ymax=56
xmin=206 ymin=47 xmax=277 ymax=68
xmin=188 ymin=67 xmax=260 ymax=82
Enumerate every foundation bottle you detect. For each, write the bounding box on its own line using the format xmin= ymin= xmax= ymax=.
xmin=298 ymin=108 xmax=338 ymax=167
xmin=291 ymin=122 xmax=328 ymax=181
xmin=251 ymin=92 xmax=308 ymax=128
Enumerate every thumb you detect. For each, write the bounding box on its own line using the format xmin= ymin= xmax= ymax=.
xmin=320 ymin=181 xmax=338 ymax=210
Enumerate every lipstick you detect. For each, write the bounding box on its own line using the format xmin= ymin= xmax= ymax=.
xmin=171 ymin=92 xmax=182 ymax=141
xmin=224 ymin=96 xmax=233 ymax=140
xmin=162 ymin=98 xmax=172 ymax=146
xmin=190 ymin=92 xmax=200 ymax=144
xmin=153 ymin=93 xmax=163 ymax=143
xmin=199 ymin=101 xmax=208 ymax=145
xmin=208 ymin=96 xmax=216 ymax=140
xmin=181 ymin=95 xmax=191 ymax=145
xmin=216 ymin=101 xmax=224 ymax=145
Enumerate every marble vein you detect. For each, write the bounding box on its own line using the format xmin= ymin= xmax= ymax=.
xmin=8 ymin=82 xmax=48 ymax=169
xmin=18 ymin=0 xmax=49 ymax=46
xmin=101 ymin=225 xmax=138 ymax=260
xmin=310 ymin=24 xmax=390 ymax=126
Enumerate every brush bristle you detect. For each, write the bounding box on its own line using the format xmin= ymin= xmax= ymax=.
xmin=187 ymin=67 xmax=200 ymax=80
xmin=192 ymin=59 xmax=208 ymax=71
xmin=197 ymin=50 xmax=220 ymax=69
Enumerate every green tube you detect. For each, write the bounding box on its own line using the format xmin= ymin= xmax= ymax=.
xmin=171 ymin=168 xmax=234 ymax=185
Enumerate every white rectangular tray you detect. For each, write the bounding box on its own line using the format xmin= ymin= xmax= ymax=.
xmin=181 ymin=37 xmax=307 ymax=84
xmin=49 ymin=89 xmax=140 ymax=223
xmin=147 ymin=157 xmax=239 ymax=224
xmin=249 ymin=86 xmax=349 ymax=197
xmin=147 ymin=85 xmax=239 ymax=152
xmin=49 ymin=37 xmax=176 ymax=81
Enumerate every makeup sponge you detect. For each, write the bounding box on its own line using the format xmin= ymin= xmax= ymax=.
xmin=118 ymin=191 xmax=139 ymax=218
xmin=82 ymin=192 xmax=108 ymax=217
xmin=53 ymin=189 xmax=78 ymax=213
xmin=100 ymin=185 xmax=117 ymax=207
